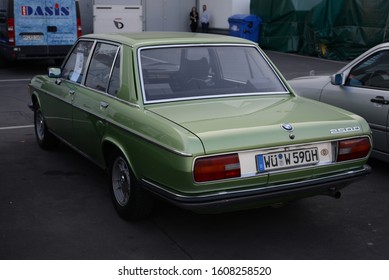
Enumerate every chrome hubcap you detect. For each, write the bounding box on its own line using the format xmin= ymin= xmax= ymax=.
xmin=36 ymin=111 xmax=45 ymax=140
xmin=112 ymin=157 xmax=131 ymax=206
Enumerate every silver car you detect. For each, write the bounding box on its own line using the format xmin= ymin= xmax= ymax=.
xmin=289 ymin=42 xmax=389 ymax=162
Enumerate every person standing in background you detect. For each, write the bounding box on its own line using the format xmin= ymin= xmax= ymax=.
xmin=200 ymin=4 xmax=210 ymax=33
xmin=189 ymin=6 xmax=199 ymax=32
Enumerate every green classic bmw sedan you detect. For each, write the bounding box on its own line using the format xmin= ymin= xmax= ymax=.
xmin=29 ymin=32 xmax=372 ymax=220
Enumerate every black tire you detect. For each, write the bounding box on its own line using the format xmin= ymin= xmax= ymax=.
xmin=34 ymin=106 xmax=60 ymax=149
xmin=109 ymin=150 xmax=154 ymax=220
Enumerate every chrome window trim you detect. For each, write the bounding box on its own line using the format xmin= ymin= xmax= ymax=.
xmin=137 ymin=43 xmax=290 ymax=105
xmin=106 ymin=46 xmax=121 ymax=96
xmin=142 ymin=91 xmax=290 ymax=104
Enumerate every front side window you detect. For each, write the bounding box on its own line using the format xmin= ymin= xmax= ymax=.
xmin=62 ymin=40 xmax=93 ymax=83
xmin=140 ymin=45 xmax=288 ymax=103
xmin=346 ymin=50 xmax=389 ymax=90
xmin=85 ymin=42 xmax=119 ymax=92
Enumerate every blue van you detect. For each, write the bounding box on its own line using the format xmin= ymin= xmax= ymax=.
xmin=0 ymin=0 xmax=81 ymax=62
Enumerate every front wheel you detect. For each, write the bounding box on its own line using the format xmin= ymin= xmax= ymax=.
xmin=34 ymin=106 xmax=59 ymax=150
xmin=109 ymin=150 xmax=154 ymax=220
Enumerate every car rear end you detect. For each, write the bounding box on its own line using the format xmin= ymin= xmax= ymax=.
xmin=1 ymin=0 xmax=81 ymax=61
xmin=125 ymin=35 xmax=372 ymax=213
xmin=141 ymin=95 xmax=372 ymax=213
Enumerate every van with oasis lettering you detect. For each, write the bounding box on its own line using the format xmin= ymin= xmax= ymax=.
xmin=0 ymin=0 xmax=81 ymax=62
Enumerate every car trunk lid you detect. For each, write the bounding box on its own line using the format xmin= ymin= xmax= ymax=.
xmin=147 ymin=95 xmax=365 ymax=154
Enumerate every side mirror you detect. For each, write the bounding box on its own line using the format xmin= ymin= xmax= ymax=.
xmin=331 ymin=73 xmax=343 ymax=85
xmin=48 ymin=67 xmax=61 ymax=78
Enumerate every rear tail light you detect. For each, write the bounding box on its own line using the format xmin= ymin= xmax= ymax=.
xmin=336 ymin=137 xmax=371 ymax=162
xmin=77 ymin=18 xmax=82 ymax=37
xmin=7 ymin=18 xmax=15 ymax=46
xmin=194 ymin=154 xmax=241 ymax=182
xmin=193 ymin=137 xmax=370 ymax=182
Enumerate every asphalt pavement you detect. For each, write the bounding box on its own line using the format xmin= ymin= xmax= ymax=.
xmin=265 ymin=50 xmax=347 ymax=79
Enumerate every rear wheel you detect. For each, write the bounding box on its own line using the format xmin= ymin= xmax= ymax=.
xmin=34 ymin=106 xmax=59 ymax=149
xmin=109 ymin=150 xmax=154 ymax=220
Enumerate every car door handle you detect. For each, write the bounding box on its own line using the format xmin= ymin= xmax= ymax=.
xmin=371 ymin=96 xmax=389 ymax=105
xmin=100 ymin=101 xmax=109 ymax=109
xmin=69 ymin=90 xmax=75 ymax=95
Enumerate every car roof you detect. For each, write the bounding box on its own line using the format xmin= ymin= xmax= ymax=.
xmin=81 ymin=32 xmax=257 ymax=48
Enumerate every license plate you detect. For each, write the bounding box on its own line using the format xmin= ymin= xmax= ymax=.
xmin=22 ymin=35 xmax=43 ymax=41
xmin=257 ymin=147 xmax=319 ymax=172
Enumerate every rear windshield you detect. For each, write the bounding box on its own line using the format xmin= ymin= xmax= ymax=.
xmin=139 ymin=45 xmax=289 ymax=104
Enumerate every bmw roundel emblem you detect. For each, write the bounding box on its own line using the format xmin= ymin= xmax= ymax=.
xmin=281 ymin=123 xmax=294 ymax=132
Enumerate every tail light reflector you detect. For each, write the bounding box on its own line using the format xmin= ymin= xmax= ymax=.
xmin=337 ymin=137 xmax=371 ymax=162
xmin=194 ymin=154 xmax=241 ymax=182
xmin=77 ymin=18 xmax=82 ymax=37
xmin=7 ymin=18 xmax=15 ymax=46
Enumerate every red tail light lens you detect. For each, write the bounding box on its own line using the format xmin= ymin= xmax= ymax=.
xmin=194 ymin=154 xmax=241 ymax=182
xmin=77 ymin=18 xmax=82 ymax=37
xmin=337 ymin=137 xmax=371 ymax=162
xmin=7 ymin=18 xmax=15 ymax=46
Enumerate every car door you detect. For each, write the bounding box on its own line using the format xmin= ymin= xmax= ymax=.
xmin=42 ymin=39 xmax=93 ymax=142
xmin=320 ymin=50 xmax=389 ymax=153
xmin=71 ymin=41 xmax=120 ymax=164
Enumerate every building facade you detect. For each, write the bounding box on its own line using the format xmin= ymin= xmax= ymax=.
xmin=78 ymin=0 xmax=250 ymax=34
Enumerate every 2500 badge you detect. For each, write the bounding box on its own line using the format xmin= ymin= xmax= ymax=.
xmin=330 ymin=126 xmax=361 ymax=134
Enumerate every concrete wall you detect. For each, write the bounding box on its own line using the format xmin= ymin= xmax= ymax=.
xmin=78 ymin=0 xmax=142 ymax=34
xmin=144 ymin=0 xmax=196 ymax=32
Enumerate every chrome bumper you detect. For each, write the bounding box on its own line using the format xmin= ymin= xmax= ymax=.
xmin=142 ymin=164 xmax=371 ymax=213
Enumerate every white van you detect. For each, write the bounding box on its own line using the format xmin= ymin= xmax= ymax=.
xmin=0 ymin=0 xmax=81 ymax=62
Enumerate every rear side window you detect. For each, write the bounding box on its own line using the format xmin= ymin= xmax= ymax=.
xmin=85 ymin=42 xmax=119 ymax=92
xmin=62 ymin=40 xmax=93 ymax=83
xmin=108 ymin=52 xmax=121 ymax=96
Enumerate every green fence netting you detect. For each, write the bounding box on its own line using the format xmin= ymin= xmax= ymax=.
xmin=250 ymin=0 xmax=389 ymax=60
